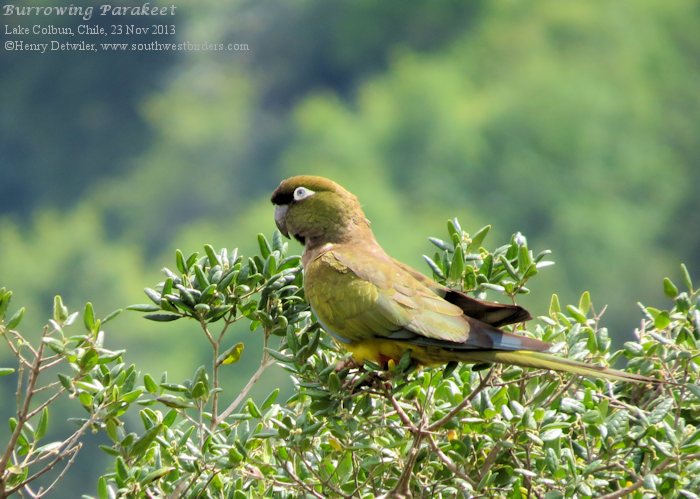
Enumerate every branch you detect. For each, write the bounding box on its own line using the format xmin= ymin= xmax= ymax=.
xmin=0 ymin=340 xmax=46 ymax=474
xmin=23 ymin=444 xmax=81 ymax=498
xmin=392 ymin=430 xmax=424 ymax=497
xmin=597 ymin=452 xmax=700 ymax=499
xmin=285 ymin=462 xmax=325 ymax=499
xmin=426 ymin=434 xmax=476 ymax=487
xmin=216 ymin=355 xmax=274 ymax=424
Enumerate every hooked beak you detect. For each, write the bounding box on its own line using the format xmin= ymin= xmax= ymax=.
xmin=274 ymin=205 xmax=289 ymax=238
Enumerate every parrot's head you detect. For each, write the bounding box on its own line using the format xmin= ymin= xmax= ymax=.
xmin=271 ymin=175 xmax=372 ymax=248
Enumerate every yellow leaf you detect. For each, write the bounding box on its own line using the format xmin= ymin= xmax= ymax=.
xmin=329 ymin=436 xmax=343 ymax=452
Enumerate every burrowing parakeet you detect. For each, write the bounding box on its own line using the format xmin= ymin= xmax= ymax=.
xmin=271 ymin=175 xmax=655 ymax=383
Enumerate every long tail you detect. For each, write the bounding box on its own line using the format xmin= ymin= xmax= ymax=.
xmin=456 ymin=350 xmax=659 ymax=384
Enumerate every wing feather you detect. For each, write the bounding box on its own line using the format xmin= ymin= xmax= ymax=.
xmin=304 ymin=243 xmax=548 ymax=352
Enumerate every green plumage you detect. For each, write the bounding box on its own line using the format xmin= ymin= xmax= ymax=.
xmin=271 ymin=175 xmax=659 ymax=384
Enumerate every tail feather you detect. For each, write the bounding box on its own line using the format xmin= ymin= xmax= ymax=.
xmin=454 ymin=350 xmax=658 ymax=384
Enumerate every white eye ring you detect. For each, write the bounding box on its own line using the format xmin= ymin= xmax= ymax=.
xmin=293 ymin=186 xmax=315 ymax=201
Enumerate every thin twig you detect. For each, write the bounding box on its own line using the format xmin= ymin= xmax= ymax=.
xmin=285 ymin=462 xmax=324 ymax=499
xmin=217 ymin=356 xmax=274 ymax=423
xmin=392 ymin=427 xmax=424 ymax=497
xmin=37 ymin=357 xmax=64 ymax=372
xmin=6 ymin=412 xmax=100 ymax=496
xmin=386 ymin=389 xmax=417 ymax=432
xmin=25 ymin=389 xmax=66 ymax=421
xmin=0 ymin=340 xmax=46 ymax=474
xmin=597 ymin=452 xmax=700 ymax=499
xmin=292 ymin=448 xmax=347 ymax=498
xmin=24 ymin=444 xmax=81 ymax=498
xmin=477 ymin=440 xmax=504 ymax=485
xmin=426 ymin=434 xmax=476 ymax=487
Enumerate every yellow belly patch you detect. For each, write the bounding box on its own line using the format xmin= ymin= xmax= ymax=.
xmin=343 ymin=339 xmax=444 ymax=367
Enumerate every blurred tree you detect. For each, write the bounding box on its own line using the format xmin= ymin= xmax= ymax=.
xmin=278 ymin=0 xmax=700 ymax=337
xmin=226 ymin=0 xmax=485 ymax=109
xmin=0 ymin=9 xmax=177 ymax=215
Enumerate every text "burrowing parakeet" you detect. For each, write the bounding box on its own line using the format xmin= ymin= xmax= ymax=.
xmin=271 ymin=175 xmax=656 ymax=383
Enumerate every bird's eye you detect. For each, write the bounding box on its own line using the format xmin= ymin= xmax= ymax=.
xmin=293 ymin=187 xmax=315 ymax=201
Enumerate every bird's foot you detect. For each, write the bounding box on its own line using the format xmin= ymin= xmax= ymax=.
xmin=334 ymin=357 xmax=361 ymax=373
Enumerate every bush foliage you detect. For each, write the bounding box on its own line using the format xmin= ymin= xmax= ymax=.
xmin=1 ymin=222 xmax=699 ymax=497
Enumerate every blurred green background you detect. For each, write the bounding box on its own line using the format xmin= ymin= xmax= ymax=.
xmin=1 ymin=0 xmax=699 ymax=495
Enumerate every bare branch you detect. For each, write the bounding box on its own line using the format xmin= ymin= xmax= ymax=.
xmin=426 ymin=434 xmax=476 ymax=487
xmin=216 ymin=356 xmax=274 ymax=424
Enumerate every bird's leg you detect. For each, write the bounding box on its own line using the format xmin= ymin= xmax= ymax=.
xmin=334 ymin=358 xmax=391 ymax=393
xmin=334 ymin=356 xmax=361 ymax=373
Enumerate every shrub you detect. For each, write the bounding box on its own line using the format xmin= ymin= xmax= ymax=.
xmin=2 ymin=221 xmax=698 ymax=497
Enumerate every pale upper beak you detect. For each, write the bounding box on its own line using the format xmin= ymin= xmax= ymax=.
xmin=274 ymin=204 xmax=289 ymax=237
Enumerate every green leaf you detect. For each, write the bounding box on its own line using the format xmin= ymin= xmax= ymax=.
xmin=654 ymin=311 xmax=671 ymax=330
xmin=649 ymin=398 xmax=673 ymax=424
xmin=540 ymin=428 xmax=563 ymax=442
xmin=447 ymin=218 xmax=461 ymax=241
xmin=143 ymin=467 xmax=175 ymax=485
xmin=681 ymin=263 xmax=694 ymax=292
xmin=468 ymin=225 xmax=491 ymax=252
xmin=687 ymin=383 xmax=700 ymax=402
xmin=79 ymin=349 xmax=99 ymax=371
xmin=102 ymin=308 xmax=122 ymax=325
xmin=79 ymin=392 xmax=93 ymax=408
xmin=442 ymin=361 xmax=458 ymax=379
xmin=0 ymin=289 xmax=12 ymax=320
xmin=261 ymin=388 xmax=280 ymax=411
xmin=428 ymin=237 xmax=451 ymax=251
xmin=143 ymin=313 xmax=181 ymax=322
xmin=217 ymin=342 xmax=245 ymax=365
xmin=97 ymin=476 xmax=109 ymax=499
xmin=266 ymin=348 xmax=295 ymax=363
xmin=156 ymin=395 xmax=193 ymax=409
xmin=662 ymin=277 xmax=678 ymax=298
xmin=517 ymin=245 xmax=532 ymax=274
xmin=217 ymin=269 xmax=237 ymax=291
xmin=35 ymin=407 xmax=49 ymax=440
xmin=578 ymin=291 xmax=591 ymax=315
xmin=128 ymin=423 xmax=163 ymax=458
xmin=57 ymin=373 xmax=72 ymax=391
xmin=257 ymin=234 xmax=272 ymax=259
xmin=0 ymin=368 xmax=15 ymax=377
xmin=121 ymin=389 xmax=143 ymax=404
xmin=84 ymin=302 xmax=96 ymax=332
xmin=143 ymin=288 xmax=162 ymax=305
xmin=6 ymin=307 xmax=25 ymax=329
xmin=559 ymin=398 xmax=585 ymax=414
xmin=163 ymin=409 xmax=178 ymax=427
xmin=272 ymin=231 xmax=284 ymax=252
xmin=500 ymin=256 xmax=519 ymax=281
xmin=175 ymin=249 xmax=187 ymax=273
xmin=185 ymin=252 xmax=199 ymax=271
xmin=566 ymin=305 xmax=587 ymax=323
xmin=53 ymin=295 xmax=68 ymax=322
xmin=247 ymin=399 xmax=262 ymax=418
xmin=115 ymin=456 xmax=129 ymax=481
xmin=191 ymin=381 xmax=207 ymax=399
xmin=549 ymin=294 xmax=561 ymax=315
xmin=127 ymin=303 xmax=161 ymax=312
xmin=204 ymin=244 xmax=220 ymax=266
xmin=423 ymin=255 xmax=445 ymax=280
xmin=143 ymin=374 xmax=158 ymax=394
xmin=194 ymin=265 xmax=209 ymax=289
xmin=480 ymin=283 xmax=505 ymax=293
xmin=449 ymin=244 xmax=465 ymax=282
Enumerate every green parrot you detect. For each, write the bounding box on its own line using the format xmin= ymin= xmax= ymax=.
xmin=271 ymin=175 xmax=656 ymax=383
